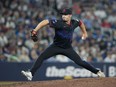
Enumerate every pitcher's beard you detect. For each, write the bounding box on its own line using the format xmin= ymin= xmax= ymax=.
xmin=62 ymin=19 xmax=67 ymax=22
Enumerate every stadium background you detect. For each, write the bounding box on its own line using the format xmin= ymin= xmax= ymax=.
xmin=0 ymin=0 xmax=116 ymax=81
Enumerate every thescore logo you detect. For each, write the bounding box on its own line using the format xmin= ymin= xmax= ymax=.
xmin=46 ymin=66 xmax=97 ymax=77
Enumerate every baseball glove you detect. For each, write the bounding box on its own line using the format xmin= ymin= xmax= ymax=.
xmin=30 ymin=30 xmax=38 ymax=42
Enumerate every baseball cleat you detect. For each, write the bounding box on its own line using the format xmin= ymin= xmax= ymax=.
xmin=97 ymin=71 xmax=105 ymax=77
xmin=21 ymin=70 xmax=33 ymax=81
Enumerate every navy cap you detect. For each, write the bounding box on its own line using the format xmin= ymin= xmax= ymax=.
xmin=60 ymin=8 xmax=72 ymax=15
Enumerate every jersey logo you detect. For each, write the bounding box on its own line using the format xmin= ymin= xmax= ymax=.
xmin=52 ymin=20 xmax=57 ymax=24
xmin=57 ymin=31 xmax=72 ymax=39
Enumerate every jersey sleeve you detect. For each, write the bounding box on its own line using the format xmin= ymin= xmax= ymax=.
xmin=75 ymin=19 xmax=83 ymax=27
xmin=48 ymin=19 xmax=58 ymax=28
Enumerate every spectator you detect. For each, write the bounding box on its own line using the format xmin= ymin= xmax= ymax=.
xmin=101 ymin=19 xmax=111 ymax=28
xmin=30 ymin=43 xmax=40 ymax=61
xmin=0 ymin=46 xmax=6 ymax=61
xmin=18 ymin=46 xmax=30 ymax=62
xmin=104 ymin=52 xmax=116 ymax=63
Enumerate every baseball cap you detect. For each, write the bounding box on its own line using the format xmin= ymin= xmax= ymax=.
xmin=60 ymin=8 xmax=72 ymax=15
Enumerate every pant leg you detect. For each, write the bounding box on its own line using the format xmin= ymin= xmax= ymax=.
xmin=30 ymin=44 xmax=60 ymax=76
xmin=62 ymin=47 xmax=99 ymax=74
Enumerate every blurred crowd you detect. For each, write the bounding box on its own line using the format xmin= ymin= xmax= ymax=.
xmin=0 ymin=0 xmax=116 ymax=63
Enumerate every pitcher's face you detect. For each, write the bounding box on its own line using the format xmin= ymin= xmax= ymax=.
xmin=62 ymin=14 xmax=72 ymax=22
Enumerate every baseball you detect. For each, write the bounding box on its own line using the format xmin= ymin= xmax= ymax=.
xmin=82 ymin=37 xmax=85 ymax=40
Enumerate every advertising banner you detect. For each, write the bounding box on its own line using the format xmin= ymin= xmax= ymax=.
xmin=0 ymin=62 xmax=115 ymax=81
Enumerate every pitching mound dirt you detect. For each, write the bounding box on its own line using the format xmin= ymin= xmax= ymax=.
xmin=0 ymin=77 xmax=116 ymax=87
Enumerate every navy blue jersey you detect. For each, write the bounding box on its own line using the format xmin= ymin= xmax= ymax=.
xmin=49 ymin=19 xmax=81 ymax=48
